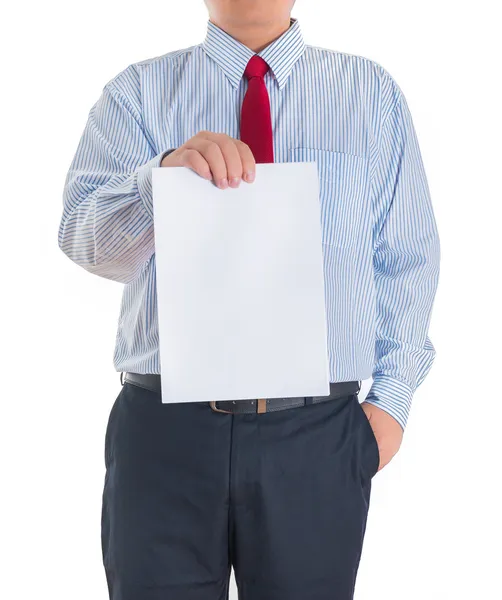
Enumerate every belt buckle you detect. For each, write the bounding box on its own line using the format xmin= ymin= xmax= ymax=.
xmin=209 ymin=398 xmax=268 ymax=414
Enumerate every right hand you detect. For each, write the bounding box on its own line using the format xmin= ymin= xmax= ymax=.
xmin=160 ymin=131 xmax=256 ymax=189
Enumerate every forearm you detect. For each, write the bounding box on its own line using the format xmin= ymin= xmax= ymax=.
xmin=58 ymin=77 xmax=175 ymax=284
xmin=58 ymin=151 xmax=170 ymax=284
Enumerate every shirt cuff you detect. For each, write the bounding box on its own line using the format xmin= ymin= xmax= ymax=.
xmin=363 ymin=374 xmax=414 ymax=431
xmin=137 ymin=149 xmax=176 ymax=220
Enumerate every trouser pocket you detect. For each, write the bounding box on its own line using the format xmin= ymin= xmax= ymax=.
xmin=353 ymin=394 xmax=380 ymax=479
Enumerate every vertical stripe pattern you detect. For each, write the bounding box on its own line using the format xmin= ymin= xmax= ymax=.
xmin=58 ymin=17 xmax=440 ymax=429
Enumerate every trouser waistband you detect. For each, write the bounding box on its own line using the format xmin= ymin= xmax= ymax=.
xmin=120 ymin=372 xmax=361 ymax=414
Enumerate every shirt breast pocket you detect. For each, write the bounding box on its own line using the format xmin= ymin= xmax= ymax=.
xmin=288 ymin=148 xmax=369 ymax=248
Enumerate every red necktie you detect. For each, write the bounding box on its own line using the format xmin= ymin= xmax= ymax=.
xmin=240 ymin=55 xmax=274 ymax=163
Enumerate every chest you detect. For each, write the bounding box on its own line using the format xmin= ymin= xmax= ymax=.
xmin=155 ymin=77 xmax=372 ymax=249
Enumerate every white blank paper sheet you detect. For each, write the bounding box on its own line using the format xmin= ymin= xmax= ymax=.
xmin=151 ymin=161 xmax=330 ymax=403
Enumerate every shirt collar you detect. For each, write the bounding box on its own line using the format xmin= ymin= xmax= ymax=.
xmin=202 ymin=17 xmax=306 ymax=91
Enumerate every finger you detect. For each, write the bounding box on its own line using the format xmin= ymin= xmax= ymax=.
xmin=233 ymin=139 xmax=256 ymax=182
xmin=211 ymin=134 xmax=244 ymax=187
xmin=178 ymin=148 xmax=213 ymax=180
xmin=188 ymin=135 xmax=229 ymax=188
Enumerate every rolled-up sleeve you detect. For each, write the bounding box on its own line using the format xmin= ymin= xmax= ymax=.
xmin=364 ymin=89 xmax=441 ymax=430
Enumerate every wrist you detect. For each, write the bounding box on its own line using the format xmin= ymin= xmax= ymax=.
xmin=160 ymin=148 xmax=176 ymax=167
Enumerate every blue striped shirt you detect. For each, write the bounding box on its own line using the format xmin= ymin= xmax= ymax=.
xmin=58 ymin=17 xmax=440 ymax=429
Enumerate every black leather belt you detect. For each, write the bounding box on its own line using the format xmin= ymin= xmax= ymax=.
xmin=121 ymin=372 xmax=361 ymax=414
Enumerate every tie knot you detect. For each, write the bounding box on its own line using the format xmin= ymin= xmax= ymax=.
xmin=244 ymin=55 xmax=270 ymax=80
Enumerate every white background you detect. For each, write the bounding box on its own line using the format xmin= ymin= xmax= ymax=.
xmin=2 ymin=0 xmax=501 ymax=598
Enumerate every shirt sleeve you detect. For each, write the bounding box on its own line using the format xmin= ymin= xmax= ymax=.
xmin=58 ymin=78 xmax=176 ymax=284
xmin=364 ymin=90 xmax=441 ymax=430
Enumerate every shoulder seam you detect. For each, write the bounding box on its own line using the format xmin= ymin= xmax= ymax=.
xmin=133 ymin=44 xmax=200 ymax=69
xmin=382 ymin=90 xmax=404 ymax=129
xmin=304 ymin=44 xmax=389 ymax=73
